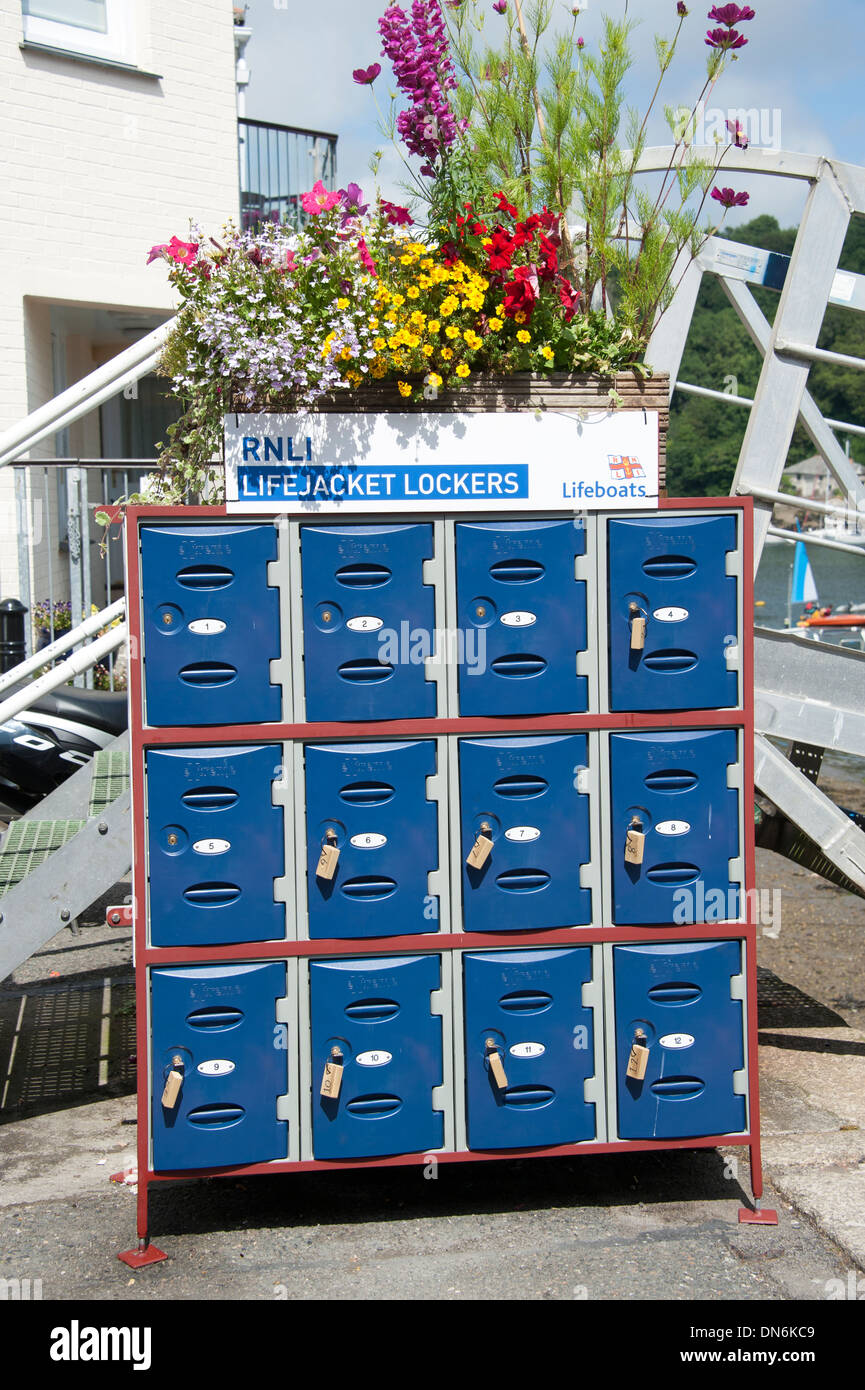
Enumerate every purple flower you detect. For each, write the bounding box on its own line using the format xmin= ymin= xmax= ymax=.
xmin=353 ymin=62 xmax=381 ymax=84
xmin=379 ymin=1 xmax=461 ymax=172
xmin=708 ymin=4 xmax=755 ymax=24
xmin=677 ymin=2 xmax=688 ymax=14
xmin=492 ymin=0 xmax=507 ymax=11
xmin=577 ymin=35 xmax=585 ymax=47
xmin=705 ymin=25 xmax=748 ymax=48
xmin=726 ymin=118 xmax=749 ymax=148
xmin=338 ymin=182 xmax=369 ymax=220
xmin=711 ymin=185 xmax=750 ymax=208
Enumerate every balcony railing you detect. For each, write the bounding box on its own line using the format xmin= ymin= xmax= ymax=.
xmin=238 ymin=118 xmax=338 ymax=233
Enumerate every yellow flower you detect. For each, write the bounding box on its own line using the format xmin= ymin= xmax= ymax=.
xmin=340 ymin=346 xmax=353 ymax=360
xmin=517 ymin=329 xmax=531 ymax=344
xmin=427 ymin=319 xmax=440 ymax=334
xmin=541 ymin=345 xmax=554 ymax=361
xmin=464 ymin=330 xmax=482 ymax=350
xmin=345 ymin=370 xmax=362 ymax=386
xmin=406 ymin=332 xmax=421 ymax=349
xmin=397 ymin=380 xmax=412 ymax=397
xmin=368 ymin=316 xmax=379 ymax=330
xmin=440 ymin=295 xmax=459 ymax=317
xmin=514 ymin=310 xmax=527 ymax=325
xmin=489 ymin=317 xmax=503 ymax=332
xmin=407 ymin=286 xmax=420 ymax=299
xmin=410 ymin=310 xmax=426 ymax=327
xmin=391 ymin=293 xmax=405 ymax=308
xmin=371 ymin=360 xmax=387 ymax=378
xmin=427 ymin=371 xmax=443 ymax=389
xmin=421 ymin=258 xmax=434 ymax=270
xmin=455 ymin=363 xmax=470 ymax=378
xmin=441 ymin=347 xmax=453 ymax=361
xmin=422 ymin=343 xmax=434 ymax=357
xmin=337 ymin=297 xmax=349 ymax=310
xmin=400 ymin=254 xmax=414 ymax=266
xmin=495 ymin=302 xmax=505 ymax=316
xmin=445 ymin=324 xmax=460 ymax=339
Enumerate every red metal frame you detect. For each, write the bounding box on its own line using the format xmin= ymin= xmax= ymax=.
xmin=122 ymin=497 xmax=767 ymax=1260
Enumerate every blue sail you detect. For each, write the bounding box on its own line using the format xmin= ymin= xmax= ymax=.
xmin=791 ymin=537 xmax=818 ymax=604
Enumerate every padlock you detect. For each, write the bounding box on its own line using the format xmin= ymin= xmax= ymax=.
xmin=160 ymin=1055 xmax=184 ymax=1109
xmin=628 ymin=603 xmax=646 ymax=652
xmin=626 ymin=1029 xmax=649 ymax=1081
xmin=466 ymin=821 xmax=493 ymax=870
xmin=320 ymin=1046 xmax=344 ymax=1099
xmin=316 ymin=828 xmax=340 ymax=881
xmin=624 ymin=816 xmax=645 ymax=866
xmin=485 ymin=1037 xmax=508 ymax=1090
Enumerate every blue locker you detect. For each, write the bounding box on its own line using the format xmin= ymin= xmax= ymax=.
xmin=140 ymin=523 xmax=281 ymax=727
xmin=455 ymin=520 xmax=588 ymax=716
xmin=614 ymin=941 xmax=746 ymax=1139
xmin=309 ymin=955 xmax=443 ymax=1160
xmin=610 ymin=729 xmax=740 ymax=926
xmin=459 ymin=735 xmax=592 ymax=932
xmin=151 ymin=962 xmax=288 ymax=1171
xmin=608 ymin=514 xmax=738 ymax=711
xmin=305 ymin=741 xmax=438 ymax=939
xmin=463 ymin=949 xmax=596 ymax=1150
xmin=147 ymin=746 xmax=285 ymax=947
xmin=300 ymin=524 xmax=436 ymax=721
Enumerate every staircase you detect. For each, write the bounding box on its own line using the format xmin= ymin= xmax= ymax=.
xmin=0 ymin=732 xmax=131 ymax=984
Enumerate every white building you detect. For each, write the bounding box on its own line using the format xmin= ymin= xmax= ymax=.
xmin=0 ymin=0 xmax=241 ymax=634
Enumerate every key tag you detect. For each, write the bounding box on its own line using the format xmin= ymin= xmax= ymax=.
xmin=624 ymin=816 xmax=646 ymax=866
xmin=316 ymin=828 xmax=340 ymax=881
xmin=626 ymin=1030 xmax=649 ymax=1081
xmin=320 ymin=1046 xmax=344 ymax=1100
xmin=629 ymin=602 xmax=647 ymax=652
xmin=485 ymin=1038 xmax=508 ymax=1090
xmin=161 ymin=1055 xmax=184 ymax=1110
xmin=467 ymin=822 xmax=493 ymax=870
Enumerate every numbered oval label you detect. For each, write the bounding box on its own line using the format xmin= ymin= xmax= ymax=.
xmin=355 ymin=1050 xmax=392 ymax=1067
xmin=196 ymin=1059 xmax=236 ymax=1076
xmin=509 ymin=1042 xmax=545 ymax=1058
xmin=655 ymin=820 xmax=690 ymax=837
xmin=192 ymin=838 xmax=231 ymax=855
xmin=652 ymin=606 xmax=688 ymax=623
xmin=504 ymin=826 xmax=541 ymax=842
xmin=658 ymin=1033 xmax=695 ymax=1050
xmin=188 ymin=619 xmax=227 ymax=635
xmin=500 ymin=611 xmax=537 ymax=627
xmin=349 ymin=832 xmax=387 ymax=849
xmin=346 ymin=616 xmax=383 ymax=632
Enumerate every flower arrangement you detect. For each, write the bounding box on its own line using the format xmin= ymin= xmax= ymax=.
xmin=146 ymin=0 xmax=759 ymax=502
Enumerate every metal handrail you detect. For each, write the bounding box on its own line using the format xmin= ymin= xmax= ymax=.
xmin=0 ymin=598 xmax=126 ymax=697
xmin=0 ymin=623 xmax=127 ymax=728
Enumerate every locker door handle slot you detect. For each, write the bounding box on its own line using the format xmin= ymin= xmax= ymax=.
xmin=502 ymin=1086 xmax=555 ymax=1108
xmin=340 ymin=876 xmax=398 ymax=900
xmin=344 ymin=999 xmax=400 ymax=1022
xmin=186 ymin=1006 xmax=245 ymax=1028
xmin=334 ymin=563 xmax=392 ymax=587
xmin=182 ymin=883 xmax=242 ymax=908
xmin=345 ymin=1095 xmax=402 ymax=1117
xmin=647 ymin=983 xmax=702 ymax=1004
xmin=645 ymin=864 xmax=700 ymax=886
xmin=180 ymin=786 xmax=239 ymax=810
xmin=640 ymin=556 xmax=697 ymax=579
xmin=650 ymin=1078 xmax=705 ymax=1099
xmin=488 ymin=559 xmax=545 ymax=583
xmin=339 ymin=781 xmax=395 ymax=805
xmin=499 ymin=990 xmax=553 ymax=1013
xmin=492 ymin=775 xmax=548 ymax=798
xmin=337 ymin=660 xmax=395 ymax=683
xmin=175 ymin=565 xmax=234 ymax=589
xmin=178 ymin=663 xmax=238 ymax=687
xmin=490 ymin=655 xmax=547 ymax=678
xmin=643 ymin=770 xmax=699 ymax=793
xmin=186 ymin=1104 xmax=246 ymax=1127
xmin=494 ymin=869 xmax=551 ymax=893
xmin=641 ymin=652 xmax=698 ymax=674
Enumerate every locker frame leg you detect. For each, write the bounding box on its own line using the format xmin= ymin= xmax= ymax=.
xmin=738 ymin=1138 xmax=778 ymax=1225
xmin=118 ymin=1175 xmax=168 ymax=1267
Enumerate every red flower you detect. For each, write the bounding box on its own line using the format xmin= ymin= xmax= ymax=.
xmin=557 ymin=276 xmax=580 ymax=320
xmin=380 ymin=199 xmax=412 ymax=226
xmin=487 ymin=228 xmax=515 ymax=274
xmin=502 ymin=265 xmax=539 ymax=319
xmin=494 ymin=191 xmax=518 ymax=218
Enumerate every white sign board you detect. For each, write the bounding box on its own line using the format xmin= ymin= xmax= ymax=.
xmin=224 ymin=409 xmax=659 ymax=514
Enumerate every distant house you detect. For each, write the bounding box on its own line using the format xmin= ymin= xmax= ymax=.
xmin=782 ymin=456 xmax=839 ymax=499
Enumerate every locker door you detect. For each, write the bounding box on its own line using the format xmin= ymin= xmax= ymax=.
xmin=305 ymin=741 xmax=439 ymax=939
xmin=151 ymin=963 xmax=288 ymax=1171
xmin=610 ymin=729 xmax=740 ymax=926
xmin=459 ymin=735 xmax=592 ymax=932
xmin=455 ymin=519 xmax=588 ymax=716
xmin=300 ymin=524 xmax=436 ymax=720
xmin=464 ymin=949 xmax=596 ymax=1149
xmin=140 ymin=523 xmax=281 ymax=726
xmin=608 ymin=514 xmax=738 ymax=711
xmin=147 ymin=746 xmax=285 ymax=947
xmin=309 ymin=955 xmax=443 ymax=1159
xmin=614 ymin=941 xmax=746 ymax=1139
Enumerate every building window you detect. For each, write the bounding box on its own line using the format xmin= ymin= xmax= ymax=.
xmin=22 ymin=0 xmax=135 ymax=64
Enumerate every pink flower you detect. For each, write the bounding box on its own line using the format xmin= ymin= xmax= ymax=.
xmin=726 ymin=118 xmax=749 ymax=149
xmin=708 ymin=4 xmax=755 ymax=24
xmin=146 ymin=243 xmax=168 ymax=265
xmin=357 ymin=237 xmax=377 ymax=276
xmin=301 ymin=180 xmax=340 ymax=216
xmin=379 ymin=198 xmax=413 ymax=226
xmin=352 ymin=62 xmax=381 ymax=84
xmin=711 ymin=185 xmax=750 ymax=209
xmin=147 ymin=237 xmax=198 ymax=266
xmin=705 ymin=25 xmax=748 ymax=48
xmin=284 ymin=250 xmax=298 ymax=273
xmin=492 ymin=0 xmax=507 ymax=11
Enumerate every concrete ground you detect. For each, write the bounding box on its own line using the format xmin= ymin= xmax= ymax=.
xmin=1 ymin=766 xmax=864 ymax=1300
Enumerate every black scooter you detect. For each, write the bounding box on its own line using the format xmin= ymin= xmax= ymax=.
xmin=0 ymin=685 xmax=128 ymax=814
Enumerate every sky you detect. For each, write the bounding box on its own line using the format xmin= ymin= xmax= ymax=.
xmin=242 ymin=0 xmax=864 ymax=234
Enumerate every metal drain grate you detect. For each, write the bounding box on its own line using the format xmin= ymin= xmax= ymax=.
xmin=0 ymin=818 xmax=85 ymax=896
xmin=88 ymin=748 xmax=130 ymax=817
